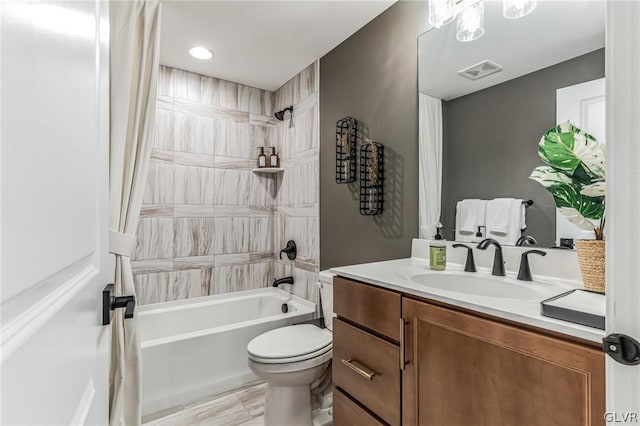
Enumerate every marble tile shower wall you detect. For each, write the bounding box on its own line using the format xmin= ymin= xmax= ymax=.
xmin=272 ymin=63 xmax=320 ymax=303
xmin=131 ymin=63 xmax=319 ymax=305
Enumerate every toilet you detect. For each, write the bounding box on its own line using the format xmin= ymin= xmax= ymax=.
xmin=247 ymin=271 xmax=335 ymax=426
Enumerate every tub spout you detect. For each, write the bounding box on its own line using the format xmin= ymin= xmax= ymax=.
xmin=273 ymin=276 xmax=294 ymax=287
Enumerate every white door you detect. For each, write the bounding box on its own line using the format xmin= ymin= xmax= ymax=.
xmin=605 ymin=1 xmax=640 ymax=423
xmin=1 ymin=1 xmax=112 ymax=424
xmin=556 ymin=78 xmax=606 ymax=245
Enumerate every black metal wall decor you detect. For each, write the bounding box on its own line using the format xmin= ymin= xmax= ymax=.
xmin=360 ymin=141 xmax=384 ymax=215
xmin=335 ymin=117 xmax=357 ymax=183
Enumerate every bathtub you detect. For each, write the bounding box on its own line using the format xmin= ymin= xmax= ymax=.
xmin=138 ymin=287 xmax=316 ymax=417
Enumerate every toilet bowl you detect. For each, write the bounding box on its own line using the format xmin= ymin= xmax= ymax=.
xmin=247 ymin=271 xmax=335 ymax=426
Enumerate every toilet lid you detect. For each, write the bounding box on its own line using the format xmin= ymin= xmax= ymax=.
xmin=247 ymin=324 xmax=332 ymax=360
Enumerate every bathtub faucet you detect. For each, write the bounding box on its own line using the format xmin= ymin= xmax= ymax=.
xmin=273 ymin=276 xmax=294 ymax=287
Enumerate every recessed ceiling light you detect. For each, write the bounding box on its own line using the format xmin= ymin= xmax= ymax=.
xmin=189 ymin=46 xmax=213 ymax=60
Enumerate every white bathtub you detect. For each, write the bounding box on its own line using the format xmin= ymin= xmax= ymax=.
xmin=138 ymin=287 xmax=316 ymax=417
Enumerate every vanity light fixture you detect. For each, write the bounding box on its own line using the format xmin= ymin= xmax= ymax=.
xmin=456 ymin=1 xmax=485 ymax=42
xmin=428 ymin=0 xmax=456 ymax=28
xmin=430 ymin=0 xmax=536 ymax=43
xmin=502 ymin=0 xmax=537 ymax=19
xmin=189 ymin=46 xmax=213 ymax=60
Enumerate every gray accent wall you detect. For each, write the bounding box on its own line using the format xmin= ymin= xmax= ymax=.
xmin=319 ymin=2 xmax=428 ymax=269
xmin=440 ymin=49 xmax=605 ymax=247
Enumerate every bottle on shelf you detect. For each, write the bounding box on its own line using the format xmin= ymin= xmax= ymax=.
xmin=257 ymin=147 xmax=267 ymax=168
xmin=269 ymin=147 xmax=280 ymax=168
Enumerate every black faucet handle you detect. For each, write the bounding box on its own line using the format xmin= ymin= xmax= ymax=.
xmin=453 ymin=244 xmax=477 ymax=272
xmin=517 ymin=250 xmax=547 ymax=281
xmin=279 ymin=240 xmax=297 ymax=260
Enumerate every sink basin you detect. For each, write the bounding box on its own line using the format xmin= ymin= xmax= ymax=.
xmin=407 ymin=273 xmax=545 ymax=300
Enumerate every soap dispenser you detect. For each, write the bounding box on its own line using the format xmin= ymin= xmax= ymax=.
xmin=269 ymin=147 xmax=280 ymax=168
xmin=434 ymin=222 xmax=444 ymax=240
xmin=430 ymin=241 xmax=447 ymax=271
xmin=257 ymin=147 xmax=267 ymax=168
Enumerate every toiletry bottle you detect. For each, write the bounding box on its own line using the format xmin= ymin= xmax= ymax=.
xmin=257 ymin=147 xmax=267 ymax=168
xmin=434 ymin=222 xmax=443 ymax=240
xmin=430 ymin=241 xmax=447 ymax=271
xmin=269 ymin=147 xmax=280 ymax=168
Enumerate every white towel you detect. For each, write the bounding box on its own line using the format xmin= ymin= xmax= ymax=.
xmin=455 ymin=199 xmax=487 ymax=242
xmin=486 ymin=198 xmax=525 ymax=245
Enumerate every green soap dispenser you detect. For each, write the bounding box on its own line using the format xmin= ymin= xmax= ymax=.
xmin=430 ymin=241 xmax=447 ymax=271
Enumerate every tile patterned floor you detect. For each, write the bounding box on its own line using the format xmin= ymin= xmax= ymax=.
xmin=144 ymin=382 xmax=266 ymax=426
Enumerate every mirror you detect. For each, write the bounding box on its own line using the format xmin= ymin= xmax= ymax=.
xmin=418 ymin=0 xmax=606 ymax=248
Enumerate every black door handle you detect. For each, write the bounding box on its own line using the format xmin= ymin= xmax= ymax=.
xmin=112 ymin=295 xmax=136 ymax=319
xmin=603 ymin=333 xmax=640 ymax=365
xmin=102 ymin=284 xmax=136 ymax=325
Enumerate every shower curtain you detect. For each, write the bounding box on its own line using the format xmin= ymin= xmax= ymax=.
xmin=419 ymin=93 xmax=443 ymax=239
xmin=108 ymin=2 xmax=160 ymax=425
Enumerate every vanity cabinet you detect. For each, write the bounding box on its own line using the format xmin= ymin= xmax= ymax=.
xmin=333 ymin=319 xmax=400 ymax=425
xmin=402 ymin=298 xmax=605 ymax=426
xmin=333 ymin=276 xmax=605 ymax=426
xmin=333 ymin=388 xmax=385 ymax=426
xmin=333 ymin=276 xmax=401 ymax=340
xmin=333 ymin=276 xmax=401 ymax=425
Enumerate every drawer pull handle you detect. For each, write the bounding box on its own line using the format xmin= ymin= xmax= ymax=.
xmin=400 ymin=318 xmax=406 ymax=370
xmin=341 ymin=359 xmax=376 ymax=380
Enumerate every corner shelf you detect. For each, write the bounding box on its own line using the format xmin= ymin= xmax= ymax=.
xmin=252 ymin=167 xmax=284 ymax=174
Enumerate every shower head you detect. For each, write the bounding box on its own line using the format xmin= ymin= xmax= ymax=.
xmin=274 ymin=106 xmax=293 ymax=121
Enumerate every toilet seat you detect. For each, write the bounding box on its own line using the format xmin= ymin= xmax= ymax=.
xmin=248 ymin=324 xmax=332 ymax=364
xmin=248 ymin=347 xmax=333 ymax=375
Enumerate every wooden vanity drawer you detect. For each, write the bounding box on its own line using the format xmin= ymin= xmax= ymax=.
xmin=334 ymin=276 xmax=401 ymax=340
xmin=333 ymin=318 xmax=400 ymax=426
xmin=333 ymin=387 xmax=385 ymax=426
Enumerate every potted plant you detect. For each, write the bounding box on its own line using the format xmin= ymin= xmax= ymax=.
xmin=530 ymin=121 xmax=606 ymax=292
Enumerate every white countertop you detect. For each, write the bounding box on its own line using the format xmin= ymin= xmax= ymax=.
xmin=330 ymin=257 xmax=605 ymax=344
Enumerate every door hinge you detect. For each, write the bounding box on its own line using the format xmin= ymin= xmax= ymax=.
xmin=603 ymin=333 xmax=640 ymax=365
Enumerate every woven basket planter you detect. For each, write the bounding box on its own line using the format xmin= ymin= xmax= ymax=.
xmin=575 ymin=240 xmax=605 ymax=293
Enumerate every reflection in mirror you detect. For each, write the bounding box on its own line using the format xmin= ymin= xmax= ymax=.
xmin=418 ymin=0 xmax=605 ymax=248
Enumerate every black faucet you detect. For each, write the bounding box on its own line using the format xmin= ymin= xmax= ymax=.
xmin=273 ymin=276 xmax=294 ymax=287
xmin=280 ymin=240 xmax=297 ymax=260
xmin=516 ymin=235 xmax=537 ymax=246
xmin=476 ymin=239 xmax=505 ymax=276
xmin=452 ymin=244 xmax=477 ymax=272
xmin=517 ymin=250 xmax=547 ymax=281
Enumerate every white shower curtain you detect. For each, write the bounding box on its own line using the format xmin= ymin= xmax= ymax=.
xmin=419 ymin=93 xmax=443 ymax=239
xmin=109 ymin=2 xmax=160 ymax=425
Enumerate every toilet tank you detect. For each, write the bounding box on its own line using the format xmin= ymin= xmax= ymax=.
xmin=318 ymin=270 xmax=335 ymax=331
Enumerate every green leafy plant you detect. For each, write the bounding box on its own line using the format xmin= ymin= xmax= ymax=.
xmin=529 ymin=121 xmax=605 ymax=239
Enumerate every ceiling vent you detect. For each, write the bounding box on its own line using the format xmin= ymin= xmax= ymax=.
xmin=458 ymin=60 xmax=503 ymax=81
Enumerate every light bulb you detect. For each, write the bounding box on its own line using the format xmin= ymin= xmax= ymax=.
xmin=189 ymin=46 xmax=213 ymax=60
xmin=503 ymin=0 xmax=537 ymax=19
xmin=456 ymin=2 xmax=485 ymax=42
xmin=428 ymin=0 xmax=456 ymax=29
